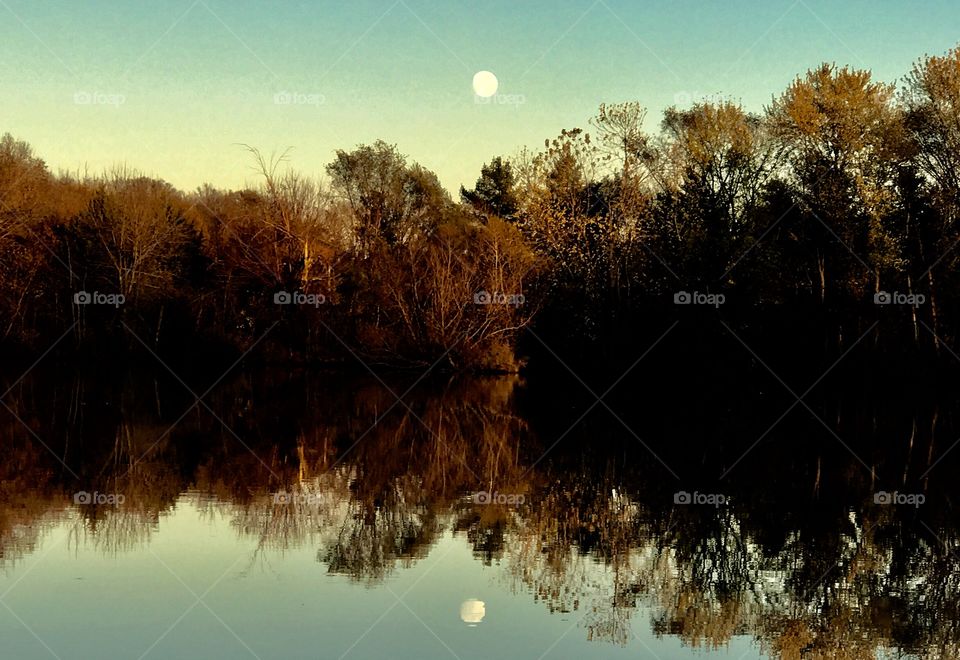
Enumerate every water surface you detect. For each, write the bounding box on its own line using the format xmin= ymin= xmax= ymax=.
xmin=1 ymin=367 xmax=957 ymax=659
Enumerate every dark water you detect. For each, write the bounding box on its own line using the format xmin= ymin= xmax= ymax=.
xmin=1 ymin=357 xmax=959 ymax=659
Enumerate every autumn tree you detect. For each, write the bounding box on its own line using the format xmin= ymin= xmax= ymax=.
xmin=514 ymin=122 xmax=656 ymax=354
xmin=902 ymin=46 xmax=960 ymax=342
xmin=651 ymin=102 xmax=778 ymax=289
xmin=67 ymin=172 xmax=202 ymax=343
xmin=325 ymin=143 xmax=538 ymax=369
xmin=326 ymin=141 xmax=450 ymax=251
xmin=590 ymin=102 xmax=652 ymax=224
xmin=767 ymin=64 xmax=906 ymax=305
xmin=0 ymin=135 xmax=77 ymax=343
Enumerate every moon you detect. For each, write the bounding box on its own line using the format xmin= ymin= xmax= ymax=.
xmin=472 ymin=71 xmax=499 ymax=98
xmin=459 ymin=599 xmax=486 ymax=625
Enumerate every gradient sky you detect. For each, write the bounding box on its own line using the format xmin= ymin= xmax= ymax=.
xmin=2 ymin=0 xmax=959 ymax=194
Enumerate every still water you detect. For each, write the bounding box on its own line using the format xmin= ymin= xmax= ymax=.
xmin=1 ymin=366 xmax=957 ymax=658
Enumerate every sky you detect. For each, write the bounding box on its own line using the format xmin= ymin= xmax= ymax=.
xmin=2 ymin=0 xmax=959 ymax=195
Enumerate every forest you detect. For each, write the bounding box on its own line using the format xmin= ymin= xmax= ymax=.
xmin=3 ymin=46 xmax=960 ymax=372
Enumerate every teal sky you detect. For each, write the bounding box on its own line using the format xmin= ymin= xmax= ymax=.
xmin=2 ymin=0 xmax=958 ymax=194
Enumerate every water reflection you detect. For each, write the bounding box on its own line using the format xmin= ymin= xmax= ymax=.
xmin=2 ymin=366 xmax=959 ymax=658
xmin=460 ymin=599 xmax=485 ymax=625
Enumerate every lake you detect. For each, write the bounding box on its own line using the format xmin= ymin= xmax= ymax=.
xmin=1 ymin=362 xmax=957 ymax=659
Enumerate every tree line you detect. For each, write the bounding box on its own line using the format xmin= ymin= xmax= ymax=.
xmin=3 ymin=46 xmax=960 ymax=370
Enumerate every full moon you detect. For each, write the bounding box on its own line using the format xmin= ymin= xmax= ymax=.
xmin=459 ymin=599 xmax=486 ymax=625
xmin=472 ymin=71 xmax=499 ymax=98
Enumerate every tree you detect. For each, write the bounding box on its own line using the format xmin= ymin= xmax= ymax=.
xmin=904 ymin=47 xmax=960 ymax=204
xmin=652 ymin=102 xmax=777 ymax=286
xmin=0 ymin=134 xmax=57 ymax=341
xmin=592 ymin=102 xmax=649 ymax=178
xmin=460 ymin=156 xmax=518 ymax=221
xmin=590 ymin=102 xmax=652 ymax=225
xmin=326 ymin=141 xmax=449 ymax=250
xmin=0 ymin=133 xmax=49 ymax=241
xmin=517 ymin=126 xmax=630 ymax=347
xmin=767 ymin=64 xmax=906 ymax=305
xmin=903 ymin=46 xmax=960 ymax=344
xmin=68 ymin=172 xmax=201 ymax=342
xmin=73 ymin=174 xmax=196 ymax=302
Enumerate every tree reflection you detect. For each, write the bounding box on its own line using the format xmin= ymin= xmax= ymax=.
xmin=2 ymin=368 xmax=960 ymax=657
